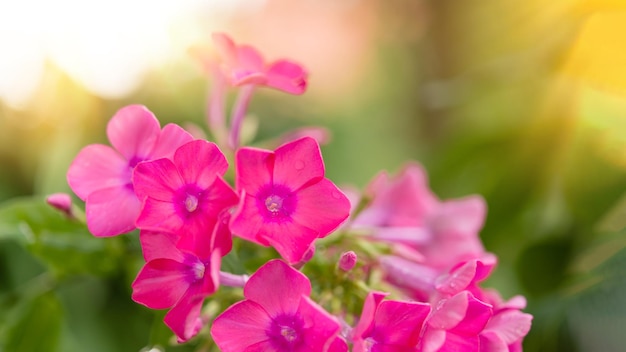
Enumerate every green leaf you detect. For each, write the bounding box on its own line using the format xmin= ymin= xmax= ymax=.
xmin=0 ymin=196 xmax=123 ymax=277
xmin=2 ymin=292 xmax=63 ymax=352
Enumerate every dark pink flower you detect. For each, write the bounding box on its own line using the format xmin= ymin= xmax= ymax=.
xmin=211 ymin=32 xmax=308 ymax=95
xmin=211 ymin=259 xmax=344 ymax=352
xmin=132 ymin=140 xmax=238 ymax=253
xmin=230 ymin=137 xmax=351 ymax=264
xmin=132 ymin=230 xmax=223 ymax=342
xmin=66 ymin=105 xmax=193 ymax=237
xmin=352 ymin=291 xmax=431 ymax=352
xmin=419 ymin=291 xmax=493 ymax=352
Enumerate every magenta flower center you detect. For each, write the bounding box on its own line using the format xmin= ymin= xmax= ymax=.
xmin=256 ymin=185 xmax=296 ymax=221
xmin=192 ymin=261 xmax=205 ymax=281
xmin=174 ymin=185 xmax=203 ymax=217
xmin=267 ymin=314 xmax=304 ymax=350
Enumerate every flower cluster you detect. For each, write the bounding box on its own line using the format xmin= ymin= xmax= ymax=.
xmin=64 ymin=33 xmax=531 ymax=350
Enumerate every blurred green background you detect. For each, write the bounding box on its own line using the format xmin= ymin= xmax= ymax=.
xmin=2 ymin=0 xmax=626 ymax=351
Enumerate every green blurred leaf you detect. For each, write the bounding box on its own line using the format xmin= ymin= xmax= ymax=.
xmin=0 ymin=196 xmax=123 ymax=277
xmin=3 ymin=292 xmax=63 ymax=352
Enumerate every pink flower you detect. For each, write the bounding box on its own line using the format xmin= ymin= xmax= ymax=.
xmin=479 ymin=294 xmax=532 ymax=352
xmin=211 ymin=32 xmax=308 ymax=94
xmin=46 ymin=192 xmax=73 ymax=218
xmin=131 ymin=230 xmax=223 ymax=342
xmin=66 ymin=105 xmax=193 ymax=237
xmin=211 ymin=259 xmax=344 ymax=352
xmin=419 ymin=291 xmax=493 ymax=352
xmin=352 ymin=291 xmax=431 ymax=352
xmin=353 ymin=163 xmax=486 ymax=269
xmin=229 ymin=137 xmax=351 ymax=264
xmin=132 ymin=140 xmax=239 ymax=252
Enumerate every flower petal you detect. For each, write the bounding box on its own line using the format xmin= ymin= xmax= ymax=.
xmin=139 ymin=231 xmax=184 ymax=262
xmin=291 ymin=179 xmax=351 ymax=237
xmin=164 ymin=284 xmax=206 ymax=343
xmin=149 ymin=123 xmax=194 ymax=160
xmin=173 ymin=140 xmax=228 ymax=189
xmin=261 ymin=221 xmax=319 ymax=264
xmin=85 ymin=186 xmax=140 ymax=237
xmin=235 ymin=147 xmax=274 ymax=194
xmin=298 ymin=295 xmax=342 ymax=352
xmin=353 ymin=291 xmax=388 ymax=340
xmin=230 ymin=193 xmax=267 ymax=244
xmin=131 ymin=258 xmax=192 ymax=309
xmin=106 ymin=105 xmax=161 ymax=160
xmin=244 ymin=260 xmax=311 ymax=316
xmin=67 ymin=144 xmax=129 ymax=200
xmin=211 ymin=300 xmax=272 ymax=351
xmin=273 ymin=137 xmax=324 ymax=191
xmin=266 ymin=59 xmax=308 ymax=95
xmin=135 ymin=197 xmax=184 ymax=234
xmin=371 ymin=300 xmax=430 ymax=346
xmin=133 ymin=158 xmax=184 ymax=201
xmin=212 ymin=32 xmax=239 ymax=67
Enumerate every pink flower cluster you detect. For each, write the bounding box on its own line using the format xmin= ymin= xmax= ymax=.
xmin=63 ymin=33 xmax=531 ymax=350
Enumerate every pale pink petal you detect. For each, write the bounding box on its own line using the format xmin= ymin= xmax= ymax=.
xmin=229 ymin=194 xmax=266 ymax=244
xmin=484 ymin=310 xmax=532 ymax=345
xmin=427 ymin=293 xmax=470 ymax=330
xmin=164 ymin=284 xmax=206 ymax=343
xmin=366 ymin=227 xmax=432 ymax=246
xmin=266 ymin=59 xmax=308 ymax=95
xmin=212 ymin=32 xmax=239 ymax=67
xmin=291 ymin=179 xmax=351 ymax=237
xmin=261 ymin=221 xmax=319 ymax=264
xmin=273 ymin=137 xmax=324 ymax=191
xmin=235 ymin=147 xmax=274 ymax=194
xmin=353 ymin=291 xmax=388 ymax=339
xmin=173 ymin=140 xmax=228 ymax=189
xmin=231 ymin=71 xmax=267 ymax=86
xmin=211 ymin=300 xmax=272 ymax=351
xmin=420 ymin=329 xmax=446 ymax=352
xmin=237 ymin=45 xmax=265 ymax=72
xmin=85 ymin=186 xmax=141 ymax=237
xmin=434 ymin=195 xmax=487 ymax=237
xmin=244 ymin=260 xmax=311 ymax=316
xmin=379 ymin=256 xmax=438 ymax=301
xmin=135 ymin=197 xmax=183 ymax=234
xmin=131 ymin=258 xmax=192 ymax=309
xmin=479 ymin=331 xmax=508 ymax=352
xmin=149 ymin=123 xmax=194 ymax=160
xmin=132 ymin=158 xmax=184 ymax=201
xmin=139 ymin=231 xmax=183 ymax=262
xmin=67 ymin=144 xmax=129 ymax=200
xmin=298 ymin=296 xmax=342 ymax=351
xmin=106 ymin=105 xmax=160 ymax=161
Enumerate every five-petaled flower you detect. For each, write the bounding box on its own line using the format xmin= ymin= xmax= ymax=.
xmin=132 ymin=139 xmax=239 ymax=252
xmin=66 ymin=105 xmax=193 ymax=237
xmin=211 ymin=259 xmax=346 ymax=352
xmin=230 ymin=136 xmax=351 ymax=264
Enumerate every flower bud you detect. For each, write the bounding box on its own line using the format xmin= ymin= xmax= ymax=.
xmin=338 ymin=251 xmax=357 ymax=272
xmin=46 ymin=193 xmax=73 ymax=218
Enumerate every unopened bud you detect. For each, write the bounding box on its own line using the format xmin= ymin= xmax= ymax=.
xmin=338 ymin=251 xmax=357 ymax=272
xmin=46 ymin=193 xmax=74 ymax=218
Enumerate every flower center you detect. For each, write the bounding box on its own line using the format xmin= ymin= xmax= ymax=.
xmin=265 ymin=195 xmax=283 ymax=213
xmin=185 ymin=194 xmax=199 ymax=212
xmin=280 ymin=326 xmax=297 ymax=342
xmin=267 ymin=314 xmax=304 ymax=350
xmin=192 ymin=261 xmax=205 ymax=281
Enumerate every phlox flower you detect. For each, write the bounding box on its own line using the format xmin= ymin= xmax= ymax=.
xmin=132 ymin=140 xmax=238 ymax=252
xmin=352 ymin=291 xmax=431 ymax=352
xmin=66 ymin=105 xmax=193 ymax=237
xmin=479 ymin=293 xmax=532 ymax=352
xmin=353 ymin=162 xmax=487 ymax=270
xmin=419 ymin=291 xmax=493 ymax=352
xmin=230 ymin=137 xmax=351 ymax=264
xmin=211 ymin=32 xmax=308 ymax=94
xmin=131 ymin=230 xmax=223 ymax=342
xmin=211 ymin=259 xmax=346 ymax=352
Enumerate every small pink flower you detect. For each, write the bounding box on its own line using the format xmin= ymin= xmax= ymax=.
xmin=132 ymin=140 xmax=239 ymax=253
xmin=419 ymin=291 xmax=493 ymax=352
xmin=211 ymin=259 xmax=344 ymax=352
xmin=352 ymin=291 xmax=431 ymax=352
xmin=338 ymin=251 xmax=357 ymax=272
xmin=230 ymin=137 xmax=351 ymax=264
xmin=66 ymin=105 xmax=193 ymax=237
xmin=132 ymin=230 xmax=223 ymax=342
xmin=211 ymin=32 xmax=308 ymax=94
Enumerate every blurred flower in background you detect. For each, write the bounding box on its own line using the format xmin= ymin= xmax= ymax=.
xmin=1 ymin=0 xmax=626 ymax=351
